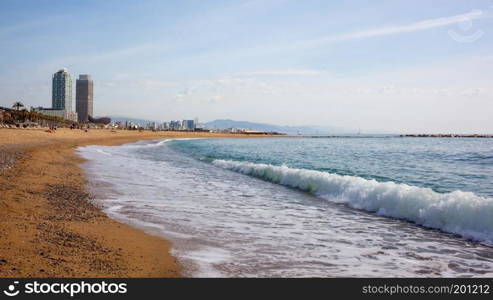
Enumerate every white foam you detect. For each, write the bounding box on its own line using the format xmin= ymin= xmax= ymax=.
xmin=147 ymin=139 xmax=172 ymax=147
xmin=176 ymin=247 xmax=232 ymax=277
xmin=96 ymin=149 xmax=112 ymax=155
xmin=212 ymin=159 xmax=493 ymax=244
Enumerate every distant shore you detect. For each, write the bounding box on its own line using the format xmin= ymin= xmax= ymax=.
xmin=400 ymin=134 xmax=493 ymax=138
xmin=0 ymin=128 xmax=270 ymax=277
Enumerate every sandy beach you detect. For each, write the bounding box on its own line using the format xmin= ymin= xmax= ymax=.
xmin=0 ymin=128 xmax=262 ymax=277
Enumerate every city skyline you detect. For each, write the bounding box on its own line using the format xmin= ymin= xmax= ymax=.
xmin=1 ymin=1 xmax=493 ymax=133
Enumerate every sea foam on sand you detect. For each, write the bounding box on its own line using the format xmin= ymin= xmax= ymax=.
xmin=212 ymin=159 xmax=493 ymax=244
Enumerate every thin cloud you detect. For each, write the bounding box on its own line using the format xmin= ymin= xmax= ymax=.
xmin=241 ymin=69 xmax=323 ymax=76
xmin=199 ymin=10 xmax=489 ymax=60
xmin=0 ymin=17 xmax=62 ymax=38
xmin=296 ymin=10 xmax=487 ymax=48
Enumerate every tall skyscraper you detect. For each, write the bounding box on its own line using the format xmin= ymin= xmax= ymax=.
xmin=52 ymin=68 xmax=73 ymax=111
xmin=76 ymin=74 xmax=94 ymax=122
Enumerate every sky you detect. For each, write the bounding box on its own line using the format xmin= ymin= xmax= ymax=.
xmin=1 ymin=0 xmax=493 ymax=133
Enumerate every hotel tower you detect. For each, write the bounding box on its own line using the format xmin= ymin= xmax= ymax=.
xmin=52 ymin=68 xmax=73 ymax=111
xmin=76 ymin=74 xmax=94 ymax=122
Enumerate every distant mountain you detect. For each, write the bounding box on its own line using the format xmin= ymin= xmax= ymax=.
xmin=203 ymin=119 xmax=356 ymax=134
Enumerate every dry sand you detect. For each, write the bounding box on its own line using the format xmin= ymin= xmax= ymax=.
xmin=0 ymin=128 xmax=265 ymax=277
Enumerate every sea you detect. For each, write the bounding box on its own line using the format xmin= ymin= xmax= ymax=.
xmin=77 ymin=136 xmax=493 ymax=277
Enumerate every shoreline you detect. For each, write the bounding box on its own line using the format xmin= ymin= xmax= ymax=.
xmin=0 ymin=128 xmax=268 ymax=277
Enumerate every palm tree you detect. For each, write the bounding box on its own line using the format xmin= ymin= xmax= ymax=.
xmin=12 ymin=101 xmax=24 ymax=111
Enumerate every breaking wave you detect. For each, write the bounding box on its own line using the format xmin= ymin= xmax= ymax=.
xmin=212 ymin=159 xmax=493 ymax=244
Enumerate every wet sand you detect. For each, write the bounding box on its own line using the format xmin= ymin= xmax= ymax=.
xmin=0 ymin=128 xmax=263 ymax=277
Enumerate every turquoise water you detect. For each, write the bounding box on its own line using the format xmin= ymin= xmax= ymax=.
xmin=79 ymin=137 xmax=493 ymax=277
xmin=170 ymin=137 xmax=493 ymax=197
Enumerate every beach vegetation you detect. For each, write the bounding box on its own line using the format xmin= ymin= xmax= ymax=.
xmin=12 ymin=101 xmax=24 ymax=111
